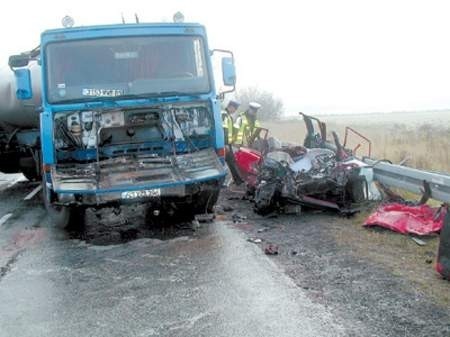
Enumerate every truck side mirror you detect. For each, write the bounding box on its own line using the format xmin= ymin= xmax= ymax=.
xmin=9 ymin=54 xmax=30 ymax=68
xmin=211 ymin=49 xmax=236 ymax=96
xmin=14 ymin=68 xmax=33 ymax=100
xmin=222 ymin=57 xmax=236 ymax=87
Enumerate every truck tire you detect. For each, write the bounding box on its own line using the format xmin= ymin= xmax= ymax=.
xmin=20 ymin=156 xmax=39 ymax=181
xmin=42 ymin=176 xmax=83 ymax=228
xmin=22 ymin=167 xmax=39 ymax=182
xmin=192 ymin=187 xmax=220 ymax=215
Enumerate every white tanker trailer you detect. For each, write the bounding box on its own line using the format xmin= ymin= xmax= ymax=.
xmin=0 ymin=61 xmax=41 ymax=179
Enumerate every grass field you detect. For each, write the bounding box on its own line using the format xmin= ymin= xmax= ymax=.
xmin=263 ymin=110 xmax=450 ymax=172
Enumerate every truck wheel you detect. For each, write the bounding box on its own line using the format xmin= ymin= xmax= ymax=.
xmin=20 ymin=157 xmax=39 ymax=181
xmin=192 ymin=188 xmax=220 ymax=214
xmin=42 ymin=177 xmax=82 ymax=228
xmin=22 ymin=167 xmax=39 ymax=182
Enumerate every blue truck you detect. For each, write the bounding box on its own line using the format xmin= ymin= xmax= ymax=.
xmin=1 ymin=17 xmax=235 ymax=229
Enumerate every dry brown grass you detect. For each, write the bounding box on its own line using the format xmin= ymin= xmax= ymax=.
xmin=332 ymin=212 xmax=450 ymax=307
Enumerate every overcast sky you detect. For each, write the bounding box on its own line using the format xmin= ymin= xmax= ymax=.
xmin=1 ymin=0 xmax=450 ymax=115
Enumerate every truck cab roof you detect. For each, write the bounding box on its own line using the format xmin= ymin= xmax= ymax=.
xmin=41 ymin=23 xmax=208 ymax=46
xmin=42 ymin=22 xmax=205 ymax=36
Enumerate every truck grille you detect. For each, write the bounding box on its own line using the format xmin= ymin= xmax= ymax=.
xmin=51 ymin=148 xmax=225 ymax=192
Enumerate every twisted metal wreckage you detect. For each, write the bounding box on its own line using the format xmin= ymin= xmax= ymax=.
xmin=231 ymin=113 xmax=379 ymax=215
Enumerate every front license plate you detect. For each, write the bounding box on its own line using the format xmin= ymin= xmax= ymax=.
xmin=121 ymin=188 xmax=161 ymax=200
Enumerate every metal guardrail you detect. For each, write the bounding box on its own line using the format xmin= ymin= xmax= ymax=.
xmin=363 ymin=158 xmax=450 ymax=204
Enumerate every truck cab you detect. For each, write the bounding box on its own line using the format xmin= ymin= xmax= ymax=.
xmin=10 ymin=20 xmax=236 ymax=225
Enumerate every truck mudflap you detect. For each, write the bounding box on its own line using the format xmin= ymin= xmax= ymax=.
xmin=50 ymin=148 xmax=225 ymax=204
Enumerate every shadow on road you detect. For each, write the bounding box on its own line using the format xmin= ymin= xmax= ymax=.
xmin=66 ymin=206 xmax=206 ymax=245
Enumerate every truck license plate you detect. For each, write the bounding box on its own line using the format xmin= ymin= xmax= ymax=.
xmin=121 ymin=188 xmax=161 ymax=200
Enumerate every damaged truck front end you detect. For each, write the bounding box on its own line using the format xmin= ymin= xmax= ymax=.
xmin=49 ymin=103 xmax=225 ymax=210
xmin=31 ymin=23 xmax=232 ymax=225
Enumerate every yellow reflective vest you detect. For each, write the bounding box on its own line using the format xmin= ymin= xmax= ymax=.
xmin=234 ymin=113 xmax=260 ymax=145
xmin=222 ymin=111 xmax=234 ymax=145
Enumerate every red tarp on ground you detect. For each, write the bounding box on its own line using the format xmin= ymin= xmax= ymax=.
xmin=364 ymin=203 xmax=446 ymax=235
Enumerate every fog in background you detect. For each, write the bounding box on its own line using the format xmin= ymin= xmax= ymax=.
xmin=1 ymin=0 xmax=450 ymax=115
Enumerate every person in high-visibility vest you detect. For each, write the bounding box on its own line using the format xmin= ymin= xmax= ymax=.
xmin=221 ymin=100 xmax=244 ymax=185
xmin=221 ymin=100 xmax=240 ymax=145
xmin=233 ymin=102 xmax=261 ymax=145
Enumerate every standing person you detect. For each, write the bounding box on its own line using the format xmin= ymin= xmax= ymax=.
xmin=221 ymin=100 xmax=244 ymax=185
xmin=233 ymin=102 xmax=261 ymax=146
xmin=222 ymin=100 xmax=240 ymax=145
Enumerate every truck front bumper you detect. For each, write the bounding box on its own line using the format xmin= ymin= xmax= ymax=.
xmin=50 ymin=148 xmax=225 ymax=205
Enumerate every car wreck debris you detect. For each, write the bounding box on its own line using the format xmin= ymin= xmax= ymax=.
xmin=229 ymin=112 xmax=378 ymax=215
xmin=411 ymin=237 xmax=427 ymax=246
xmin=232 ymin=213 xmax=247 ymax=223
xmin=264 ymin=244 xmax=279 ymax=255
xmin=247 ymin=237 xmax=263 ymax=244
xmin=253 ymin=149 xmax=368 ymax=215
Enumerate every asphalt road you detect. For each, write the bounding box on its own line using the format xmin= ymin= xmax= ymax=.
xmin=0 ymin=175 xmax=343 ymax=337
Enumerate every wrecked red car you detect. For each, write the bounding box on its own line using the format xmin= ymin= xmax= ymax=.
xmin=231 ymin=113 xmax=376 ymax=215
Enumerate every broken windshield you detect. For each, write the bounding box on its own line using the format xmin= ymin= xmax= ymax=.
xmin=45 ymin=35 xmax=210 ymax=103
